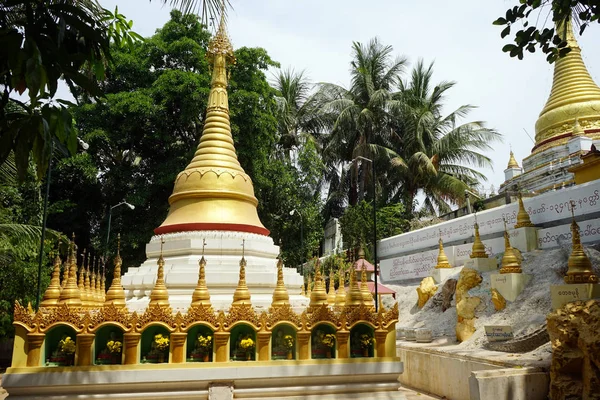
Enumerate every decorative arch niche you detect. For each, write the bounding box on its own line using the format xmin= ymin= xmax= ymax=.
xmin=311 ymin=323 xmax=336 ymax=359
xmin=229 ymin=324 xmax=256 ymax=361
xmin=350 ymin=323 xmax=375 ymax=358
xmin=140 ymin=325 xmax=170 ymax=363
xmin=186 ymin=324 xmax=214 ymax=362
xmin=271 ymin=324 xmax=296 ymax=360
xmin=44 ymin=324 xmax=77 ymax=367
xmin=94 ymin=325 xmax=125 ymax=365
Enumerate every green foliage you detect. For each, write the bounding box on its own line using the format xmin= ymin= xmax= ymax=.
xmin=339 ymin=201 xmax=408 ymax=262
xmin=494 ymin=1 xmax=598 ymax=63
xmin=0 ymin=0 xmax=142 ymax=180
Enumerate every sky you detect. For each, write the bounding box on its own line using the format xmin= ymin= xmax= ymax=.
xmin=99 ymin=0 xmax=600 ymax=192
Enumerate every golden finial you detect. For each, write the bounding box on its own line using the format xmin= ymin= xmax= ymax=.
xmin=507 ymin=149 xmax=520 ymax=169
xmin=435 ymin=232 xmax=452 ymax=269
xmin=61 ymin=239 xmax=71 ymax=290
xmin=327 ymin=267 xmax=336 ymax=305
xmin=232 ymin=243 xmax=251 ymax=306
xmin=58 ymin=238 xmax=82 ymax=306
xmin=149 ymin=236 xmax=170 ymax=307
xmin=500 ymin=218 xmax=522 ymax=274
xmin=78 ymin=249 xmax=87 ymax=307
xmin=191 ymin=239 xmax=212 ymax=307
xmin=271 ymin=255 xmax=290 ymax=308
xmin=514 ymin=192 xmax=534 ymax=229
xmin=564 ymin=201 xmax=598 ymax=283
xmin=91 ymin=258 xmax=99 ymax=306
xmin=335 ymin=265 xmax=346 ymax=307
xmin=307 ymin=273 xmax=312 ymax=297
xmin=84 ymin=252 xmax=92 ymax=307
xmin=101 ymin=261 xmax=106 ymax=303
xmin=534 ymin=17 xmax=600 ymax=152
xmin=360 ymin=263 xmax=375 ymax=309
xmin=40 ymin=246 xmax=63 ymax=308
xmin=105 ymin=234 xmax=127 ymax=308
xmin=470 ymin=214 xmax=488 ymax=259
xmin=345 ymin=263 xmax=364 ymax=307
xmin=94 ymin=258 xmax=103 ymax=305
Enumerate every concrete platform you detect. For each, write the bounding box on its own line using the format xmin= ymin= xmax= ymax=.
xmin=2 ymin=359 xmax=404 ymax=400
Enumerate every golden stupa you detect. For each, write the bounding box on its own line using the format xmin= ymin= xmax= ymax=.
xmin=507 ymin=150 xmax=520 ymax=169
xmin=271 ymin=257 xmax=290 ymax=308
xmin=533 ymin=18 xmax=600 ymax=153
xmin=40 ymin=251 xmax=62 ymax=308
xmin=155 ymin=11 xmax=267 ymax=236
xmin=232 ymin=255 xmax=251 ymax=306
xmin=499 ymin=220 xmax=522 ymax=274
xmin=514 ymin=192 xmax=535 ymax=229
xmin=335 ymin=266 xmax=346 ymax=307
xmin=149 ymin=240 xmax=170 ymax=307
xmin=58 ymin=240 xmax=82 ymax=307
xmin=564 ymin=205 xmax=598 ymax=284
xmin=191 ymin=254 xmax=212 ymax=307
xmin=470 ymin=218 xmax=488 ymax=259
xmin=309 ymin=258 xmax=328 ymax=308
xmin=434 ymin=236 xmax=452 ymax=269
xmin=105 ymin=235 xmax=127 ymax=308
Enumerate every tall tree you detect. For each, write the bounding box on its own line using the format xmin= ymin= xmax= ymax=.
xmin=316 ymin=38 xmax=407 ymax=208
xmin=387 ymin=61 xmax=500 ymax=215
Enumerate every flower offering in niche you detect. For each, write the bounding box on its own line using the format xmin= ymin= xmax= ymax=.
xmin=107 ymin=340 xmax=122 ymax=354
xmin=240 ymin=338 xmax=255 ymax=350
xmin=59 ymin=336 xmax=76 ymax=354
xmin=322 ymin=334 xmax=335 ymax=348
xmin=197 ymin=334 xmax=213 ymax=351
xmin=360 ymin=334 xmax=374 ymax=349
xmin=154 ymin=334 xmax=170 ymax=351
xmin=283 ymin=335 xmax=294 ymax=349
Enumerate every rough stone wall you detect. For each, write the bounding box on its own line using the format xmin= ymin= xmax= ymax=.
xmin=547 ymin=299 xmax=600 ymax=400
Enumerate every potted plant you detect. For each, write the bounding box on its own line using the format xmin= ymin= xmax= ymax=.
xmin=57 ymin=336 xmax=76 ymax=366
xmin=360 ymin=334 xmax=374 ymax=357
xmin=153 ymin=334 xmax=170 ymax=363
xmin=284 ymin=335 xmax=294 ymax=360
xmin=190 ymin=334 xmax=212 ymax=362
xmin=321 ymin=334 xmax=335 ymax=358
xmin=240 ymin=337 xmax=255 ymax=360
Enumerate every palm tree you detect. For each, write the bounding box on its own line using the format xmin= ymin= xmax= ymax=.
xmin=387 ymin=60 xmax=501 ymax=216
xmin=161 ymin=0 xmax=226 ymax=24
xmin=272 ymin=68 xmax=324 ymax=160
xmin=316 ymin=37 xmax=407 ymax=206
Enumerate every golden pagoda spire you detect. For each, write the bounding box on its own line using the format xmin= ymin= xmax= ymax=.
xmin=232 ymin=240 xmax=251 ymax=305
xmin=500 ymin=219 xmax=522 ymax=274
xmin=78 ymin=249 xmax=87 ymax=306
xmin=327 ymin=267 xmax=336 ymax=305
xmin=534 ymin=17 xmax=600 ymax=152
xmin=307 ymin=274 xmax=312 ymax=297
xmin=40 ymin=249 xmax=62 ymax=308
xmin=155 ymin=4 xmax=267 ymax=237
xmin=95 ymin=259 xmax=103 ymax=306
xmin=149 ymin=237 xmax=170 ymax=307
xmin=435 ymin=232 xmax=452 ymax=269
xmin=271 ymin=256 xmax=290 ymax=308
xmin=101 ymin=263 xmax=106 ymax=304
xmin=105 ymin=234 xmax=127 ymax=308
xmin=58 ymin=237 xmax=82 ymax=307
xmin=309 ymin=258 xmax=328 ymax=309
xmin=300 ymin=279 xmax=306 ymax=297
xmin=564 ymin=202 xmax=598 ymax=283
xmin=507 ymin=150 xmax=520 ymax=169
xmin=344 ymin=265 xmax=364 ymax=307
xmin=61 ymin=249 xmax=70 ymax=290
xmin=191 ymin=239 xmax=212 ymax=307
xmin=514 ymin=192 xmax=535 ymax=229
xmin=360 ymin=264 xmax=374 ymax=309
xmin=470 ymin=214 xmax=488 ymax=259
xmin=335 ymin=266 xmax=346 ymax=306
xmin=84 ymin=254 xmax=92 ymax=307
xmin=90 ymin=261 xmax=98 ymax=306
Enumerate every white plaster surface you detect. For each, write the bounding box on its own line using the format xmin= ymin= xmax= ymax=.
xmin=490 ymin=273 xmax=532 ymax=302
xmin=508 ymin=226 xmax=538 ymax=253
xmin=431 ymin=266 xmax=463 ymax=284
xmin=550 ymin=283 xmax=600 ymax=309
xmin=463 ymin=258 xmax=498 ymax=272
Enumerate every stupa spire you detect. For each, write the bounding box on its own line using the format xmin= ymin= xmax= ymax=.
xmin=232 ymin=240 xmax=251 ymax=305
xmin=309 ymin=258 xmax=328 ymax=309
xmin=360 ymin=264 xmax=374 ymax=309
xmin=564 ymin=202 xmax=598 ymax=283
xmin=40 ymin=249 xmax=62 ymax=308
xmin=326 ymin=267 xmax=336 ymax=305
xmin=507 ymin=150 xmax=519 ymax=169
xmin=345 ymin=266 xmax=363 ymax=307
xmin=271 ymin=255 xmax=290 ymax=308
xmin=191 ymin=239 xmax=212 ymax=307
xmin=470 ymin=215 xmax=488 ymax=259
xmin=58 ymin=236 xmax=82 ymax=307
xmin=534 ymin=17 xmax=600 ymax=152
xmin=434 ymin=232 xmax=451 ymax=269
xmin=155 ymin=3 xmax=267 ymax=237
xmin=105 ymin=234 xmax=127 ymax=308
xmin=514 ymin=192 xmax=534 ymax=229
xmin=335 ymin=266 xmax=346 ymax=307
xmin=500 ymin=219 xmax=522 ymax=274
xmin=149 ymin=238 xmax=170 ymax=307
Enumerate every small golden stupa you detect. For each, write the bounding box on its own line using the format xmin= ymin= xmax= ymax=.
xmin=434 ymin=234 xmax=452 ymax=269
xmin=149 ymin=239 xmax=170 ymax=307
xmin=309 ymin=258 xmax=328 ymax=308
xmin=84 ymin=258 xmax=92 ymax=307
xmin=271 ymin=257 xmax=290 ymax=308
xmin=326 ymin=267 xmax=336 ymax=305
xmin=499 ymin=219 xmax=522 ymax=274
xmin=564 ymin=204 xmax=598 ymax=284
xmin=77 ymin=250 xmax=86 ymax=305
xmin=335 ymin=266 xmax=346 ymax=307
xmin=360 ymin=264 xmax=375 ymax=309
xmin=232 ymin=240 xmax=251 ymax=306
xmin=470 ymin=215 xmax=488 ymax=259
xmin=345 ymin=267 xmax=364 ymax=307
xmin=58 ymin=239 xmax=82 ymax=306
xmin=40 ymin=251 xmax=62 ymax=308
xmin=514 ymin=192 xmax=534 ymax=229
xmin=61 ymin=252 xmax=70 ymax=290
xmin=507 ymin=150 xmax=520 ymax=169
xmin=155 ymin=8 xmax=268 ymax=237
xmin=306 ymin=274 xmax=312 ymax=297
xmin=105 ymin=235 xmax=127 ymax=308
xmin=191 ymin=246 xmax=212 ymax=307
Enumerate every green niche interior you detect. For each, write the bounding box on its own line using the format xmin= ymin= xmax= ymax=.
xmin=311 ymin=323 xmax=336 ymax=359
xmin=44 ymin=325 xmax=77 ymax=367
xmin=350 ymin=323 xmax=375 ymax=358
xmin=271 ymin=324 xmax=296 ymax=360
xmin=94 ymin=325 xmax=124 ymax=365
xmin=186 ymin=324 xmax=214 ymax=362
xmin=140 ymin=325 xmax=170 ymax=363
xmin=229 ymin=324 xmax=256 ymax=361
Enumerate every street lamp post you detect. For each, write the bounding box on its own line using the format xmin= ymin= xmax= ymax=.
xmin=105 ymin=201 xmax=135 ymax=259
xmin=289 ymin=208 xmax=304 ymax=275
xmin=351 ymin=156 xmax=378 ymax=311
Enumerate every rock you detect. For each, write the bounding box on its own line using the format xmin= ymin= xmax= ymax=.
xmin=416 ymin=277 xmax=437 ymax=308
xmin=491 ymin=288 xmax=506 ymax=311
xmin=441 ymin=279 xmax=457 ymax=312
xmin=547 ymin=299 xmax=600 ymax=400
xmin=455 ymin=268 xmax=482 ymax=342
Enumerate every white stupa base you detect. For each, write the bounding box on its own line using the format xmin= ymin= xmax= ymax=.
xmin=490 ymin=273 xmax=532 ymax=302
xmin=463 ymin=258 xmax=498 ymax=272
xmin=508 ymin=227 xmax=538 ymax=253
xmin=122 ymin=231 xmax=309 ymax=312
xmin=430 ymin=266 xmax=463 ymax=284
xmin=550 ymin=283 xmax=600 ymax=310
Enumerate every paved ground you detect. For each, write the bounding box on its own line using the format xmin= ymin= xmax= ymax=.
xmin=0 ymin=373 xmax=6 ymax=400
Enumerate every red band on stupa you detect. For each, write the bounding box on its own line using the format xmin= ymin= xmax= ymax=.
xmin=154 ymin=222 xmax=270 ymax=236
